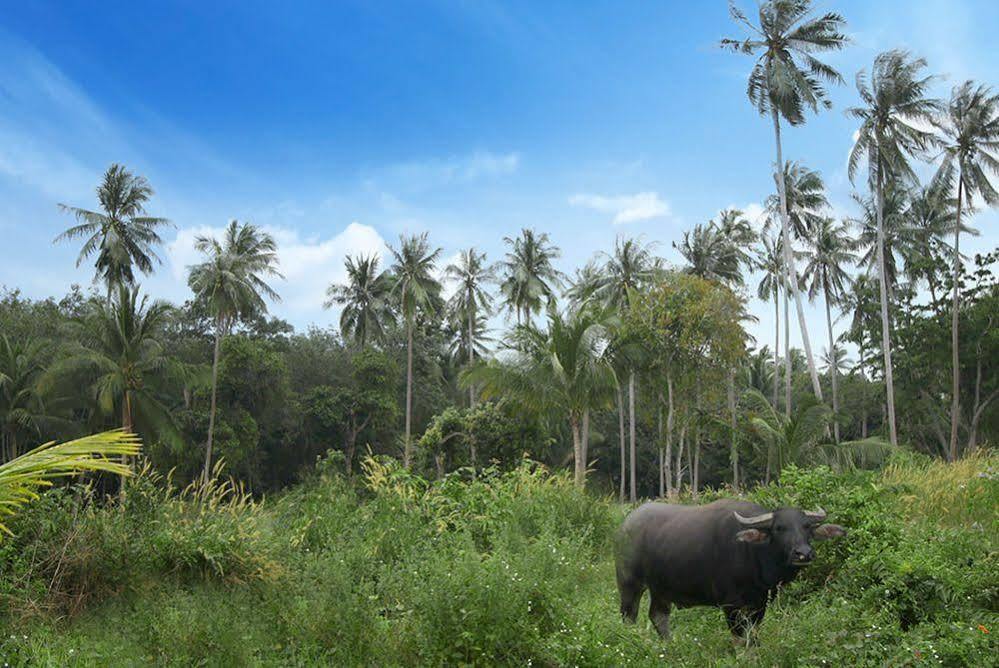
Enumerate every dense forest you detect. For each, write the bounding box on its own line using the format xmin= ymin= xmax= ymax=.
xmin=0 ymin=0 xmax=997 ymax=665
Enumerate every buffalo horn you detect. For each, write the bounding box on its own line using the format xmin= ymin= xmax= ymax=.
xmin=733 ymin=511 xmax=773 ymax=527
xmin=803 ymin=508 xmax=827 ymax=520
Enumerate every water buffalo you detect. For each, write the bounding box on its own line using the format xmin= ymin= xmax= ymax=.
xmin=615 ymin=499 xmax=846 ymax=642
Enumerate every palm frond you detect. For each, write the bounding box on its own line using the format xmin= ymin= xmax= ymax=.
xmin=0 ymin=430 xmax=141 ymax=537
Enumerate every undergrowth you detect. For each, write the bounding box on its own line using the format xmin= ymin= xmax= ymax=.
xmin=0 ymin=452 xmax=995 ymax=666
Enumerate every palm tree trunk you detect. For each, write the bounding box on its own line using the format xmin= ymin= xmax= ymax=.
xmin=784 ymin=282 xmax=791 ymax=417
xmin=948 ymin=179 xmax=964 ymax=461
xmin=468 ymin=295 xmax=476 ymax=407
xmin=628 ymin=370 xmax=637 ymax=503
xmin=771 ymin=108 xmax=823 ymax=401
xmin=665 ymin=372 xmax=674 ymax=497
xmin=727 ymin=369 xmax=738 ymax=491
xmin=824 ymin=285 xmax=840 ymax=444
xmin=875 ymin=162 xmax=899 ymax=448
xmin=404 ymin=322 xmax=414 ymax=468
xmin=773 ymin=286 xmax=780 ymax=410
xmin=570 ymin=414 xmax=584 ymax=488
xmin=860 ymin=341 xmax=868 ymax=439
xmin=582 ymin=408 xmax=590 ymax=481
xmin=203 ymin=324 xmax=222 ymax=484
xmin=617 ymin=386 xmax=626 ymax=503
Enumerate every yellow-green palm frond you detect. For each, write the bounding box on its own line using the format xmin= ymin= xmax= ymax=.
xmin=0 ymin=430 xmax=141 ymax=538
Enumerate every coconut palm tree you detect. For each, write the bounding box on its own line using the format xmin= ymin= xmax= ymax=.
xmin=565 ymin=261 xmax=605 ymax=310
xmin=445 ymin=248 xmax=495 ymax=407
xmin=55 ymin=164 xmax=171 ymax=299
xmin=903 ymin=181 xmax=959 ymax=310
xmin=593 ymin=236 xmax=658 ymax=502
xmin=325 ymin=254 xmax=393 ymax=348
xmin=675 ymin=223 xmax=742 ymax=285
xmin=463 ymin=307 xmax=616 ymax=488
xmin=714 ymin=208 xmax=758 ymax=269
xmin=50 ymin=287 xmax=182 ymax=460
xmin=839 ymin=274 xmax=878 ymax=438
xmin=498 ymin=229 xmax=564 ymax=325
xmin=0 ymin=430 xmax=140 ymax=538
xmin=188 ymin=221 xmax=282 ymax=482
xmin=722 ymin=0 xmax=847 ymax=402
xmin=766 ymin=162 xmax=830 ymax=239
xmin=762 ymin=163 xmax=831 ymax=408
xmin=851 ymin=186 xmax=912 ymax=308
xmin=387 ymin=233 xmax=442 ymax=468
xmin=803 ymin=218 xmax=856 ymax=442
xmin=848 ymin=49 xmax=941 ymax=448
xmin=933 ymin=81 xmax=999 ymax=460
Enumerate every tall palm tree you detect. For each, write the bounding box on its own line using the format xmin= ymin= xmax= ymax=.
xmin=55 ymin=164 xmax=172 ymax=299
xmin=675 ymin=223 xmax=742 ymax=285
xmin=498 ymin=229 xmax=564 ymax=325
xmin=903 ymin=181 xmax=958 ymax=310
xmin=851 ymin=185 xmax=912 ymax=309
xmin=766 ymin=162 xmax=829 ymax=239
xmin=445 ymin=248 xmax=495 ymax=407
xmin=387 ymin=233 xmax=442 ymax=468
xmin=848 ymin=49 xmax=940 ymax=448
xmin=803 ymin=218 xmax=856 ymax=442
xmin=722 ymin=0 xmax=847 ymax=402
xmin=763 ymin=163 xmax=831 ymax=409
xmin=463 ymin=307 xmax=616 ymax=488
xmin=325 ymin=254 xmax=393 ymax=348
xmin=188 ymin=221 xmax=282 ymax=482
xmin=714 ymin=208 xmax=758 ymax=269
xmin=840 ymin=274 xmax=878 ymax=438
xmin=565 ymin=261 xmax=605 ymax=310
xmin=933 ymin=81 xmax=999 ymax=460
xmin=594 ymin=237 xmax=657 ymax=502
xmin=51 ymin=287 xmax=182 ymax=458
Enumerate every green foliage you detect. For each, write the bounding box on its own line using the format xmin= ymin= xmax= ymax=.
xmin=1 ymin=454 xmax=995 ymax=666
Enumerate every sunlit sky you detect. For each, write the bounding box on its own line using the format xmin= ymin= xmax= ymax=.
xmin=2 ymin=1 xmax=997 ymax=355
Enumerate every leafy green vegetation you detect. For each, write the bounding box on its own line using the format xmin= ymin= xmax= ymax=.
xmin=2 ymin=0 xmax=998 ymax=663
xmin=0 ymin=453 xmax=994 ymax=666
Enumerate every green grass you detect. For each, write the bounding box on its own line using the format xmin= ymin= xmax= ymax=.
xmin=0 ymin=453 xmax=996 ymax=666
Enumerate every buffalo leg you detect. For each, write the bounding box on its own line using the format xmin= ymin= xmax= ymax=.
xmin=618 ymin=579 xmax=644 ymax=624
xmin=648 ymin=591 xmax=672 ymax=640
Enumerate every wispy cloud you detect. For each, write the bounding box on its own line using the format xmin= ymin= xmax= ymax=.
xmin=372 ymin=150 xmax=520 ymax=195
xmin=568 ymin=191 xmax=670 ymax=224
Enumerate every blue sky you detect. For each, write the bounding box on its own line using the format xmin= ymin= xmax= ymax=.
xmin=1 ymin=0 xmax=997 ymax=354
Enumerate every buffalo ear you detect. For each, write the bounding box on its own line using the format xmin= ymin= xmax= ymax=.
xmin=813 ymin=523 xmax=847 ymax=540
xmin=735 ymin=528 xmax=770 ymax=544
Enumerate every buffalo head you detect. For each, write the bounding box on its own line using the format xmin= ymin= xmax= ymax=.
xmin=733 ymin=507 xmax=846 ymax=566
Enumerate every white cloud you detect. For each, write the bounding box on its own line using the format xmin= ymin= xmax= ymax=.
xmin=738 ymin=202 xmax=768 ymax=229
xmin=165 ymin=221 xmax=387 ymax=320
xmin=568 ymin=191 xmax=670 ymax=224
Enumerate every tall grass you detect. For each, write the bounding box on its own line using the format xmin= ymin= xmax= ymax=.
xmin=882 ymin=450 xmax=998 ymax=528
